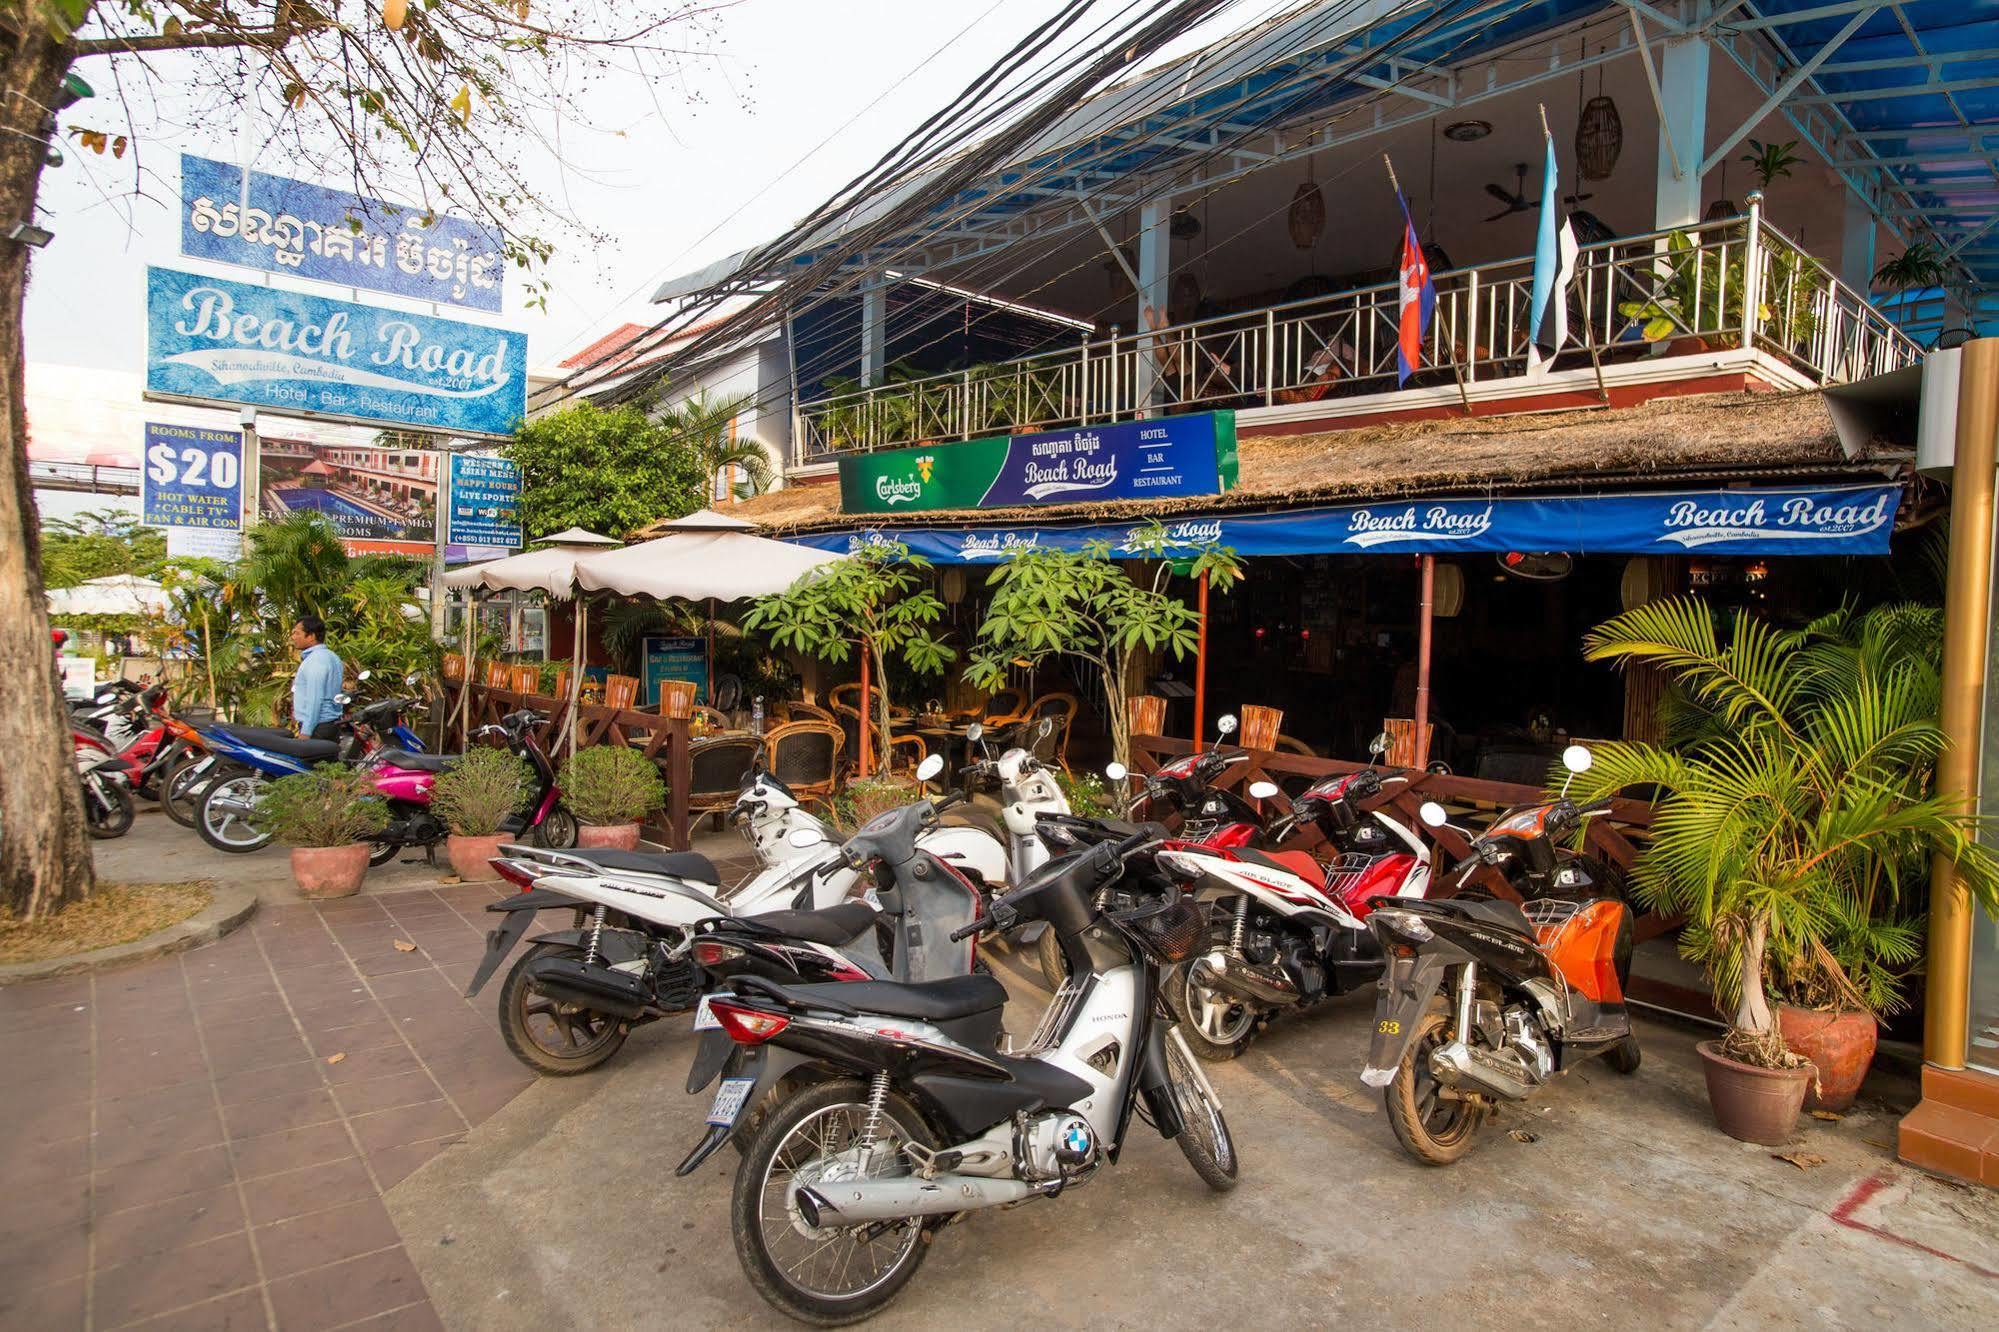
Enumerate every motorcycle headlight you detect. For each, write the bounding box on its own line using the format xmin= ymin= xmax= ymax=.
xmin=1154 ymin=850 xmax=1208 ymax=881
xmin=1373 ymin=909 xmax=1433 ymax=942
xmin=1038 ymin=824 xmax=1077 ymax=848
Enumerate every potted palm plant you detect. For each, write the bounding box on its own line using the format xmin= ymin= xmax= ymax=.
xmin=1572 ymin=598 xmax=1999 ymax=1140
xmin=258 ymin=764 xmax=391 ymax=899
xmin=560 ymin=745 xmax=666 ymax=849
xmin=432 ymin=746 xmax=534 ymax=882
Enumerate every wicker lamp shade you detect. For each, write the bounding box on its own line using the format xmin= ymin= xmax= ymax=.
xmin=1575 ymin=95 xmax=1622 ymax=181
xmin=1288 ymin=181 xmax=1326 ymax=250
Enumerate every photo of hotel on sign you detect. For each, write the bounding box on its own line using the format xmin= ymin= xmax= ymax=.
xmin=259 ymin=438 xmax=437 ymax=550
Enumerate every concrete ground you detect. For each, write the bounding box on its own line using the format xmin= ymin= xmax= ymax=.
xmin=6 ymin=817 xmax=1993 ymax=1330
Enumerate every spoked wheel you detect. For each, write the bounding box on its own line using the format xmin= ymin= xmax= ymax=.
xmin=1166 ymin=961 xmax=1258 ymax=1061
xmin=497 ymin=942 xmax=627 ymax=1076
xmin=83 ymin=779 xmax=135 ymax=839
xmin=1384 ymin=1007 xmax=1482 ymax=1166
xmin=1164 ymin=1027 xmax=1239 ymax=1190
xmin=732 ymin=1080 xmax=939 ymax=1327
xmin=197 ymin=771 xmax=272 ymax=853
xmin=532 ymin=805 xmax=579 ymax=850
xmin=160 ymin=756 xmax=210 ymax=828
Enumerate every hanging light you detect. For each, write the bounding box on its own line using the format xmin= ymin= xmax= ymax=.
xmin=940 ymin=567 xmax=966 ymax=604
xmin=1288 ymin=181 xmax=1326 ymax=250
xmin=1575 ymin=96 xmax=1622 ymax=180
xmin=1169 ymin=206 xmax=1201 ymax=240
xmin=1442 ymin=119 xmax=1491 ymax=142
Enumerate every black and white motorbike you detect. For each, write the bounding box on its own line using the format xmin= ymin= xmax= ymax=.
xmin=682 ymin=822 xmax=1237 ymax=1325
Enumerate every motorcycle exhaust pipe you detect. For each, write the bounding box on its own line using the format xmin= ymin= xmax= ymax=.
xmin=793 ymin=1173 xmax=1039 ymax=1227
xmin=1190 ymin=951 xmax=1297 ymax=1008
xmin=1428 ymin=1039 xmax=1536 ymax=1101
xmin=521 ymin=956 xmax=651 ymax=1020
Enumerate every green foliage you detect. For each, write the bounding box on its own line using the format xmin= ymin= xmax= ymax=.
xmin=255 ymin=764 xmax=390 ymax=848
xmin=831 ymin=775 xmax=922 ymax=832
xmin=1740 ymin=138 xmax=1802 ymax=189
xmin=654 ymin=389 xmax=774 ymax=498
xmin=744 ymin=541 xmax=954 ymax=762
xmin=40 ymin=509 xmax=165 ymax=589
xmin=1056 ymin=769 xmax=1117 ymax=820
xmin=505 ymin=397 xmax=710 ymax=539
xmin=559 ymin=745 xmax=666 ymax=826
xmin=1571 ymin=597 xmax=1999 ymax=1041
xmin=237 ymin=513 xmax=351 ymax=628
xmin=1616 ymin=228 xmax=1818 ymax=352
xmin=965 ymin=523 xmax=1242 ymax=766
xmin=1873 ymin=241 xmax=1957 ymax=295
xmin=431 ymin=747 xmax=533 ymax=836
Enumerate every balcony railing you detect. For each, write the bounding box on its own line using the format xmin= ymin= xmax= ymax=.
xmin=798 ymin=209 xmax=1924 ymax=459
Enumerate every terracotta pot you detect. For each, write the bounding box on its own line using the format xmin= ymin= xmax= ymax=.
xmin=577 ymin=822 xmax=642 ymax=850
xmin=446 ymin=833 xmax=510 ymax=882
xmin=1777 ymin=1004 xmax=1877 ymax=1112
xmin=1697 ymin=1039 xmax=1813 ymax=1145
xmin=290 ymin=843 xmax=371 ymax=899
xmin=1665 ymin=335 xmax=1712 ymax=357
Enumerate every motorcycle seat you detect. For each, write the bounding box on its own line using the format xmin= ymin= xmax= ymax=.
xmin=372 ymin=748 xmax=454 ymax=773
xmin=1436 ymin=896 xmax=1535 ymax=938
xmin=749 ymin=901 xmax=879 ymax=946
xmin=564 ymin=847 xmax=720 ymax=885
xmin=787 ymin=973 xmax=1008 ymax=1023
xmin=213 ymin=726 xmax=340 ymax=761
xmin=1232 ymin=846 xmax=1326 ymax=889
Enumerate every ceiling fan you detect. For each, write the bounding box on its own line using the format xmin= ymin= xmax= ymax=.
xmin=1483 ymin=162 xmax=1593 ymax=222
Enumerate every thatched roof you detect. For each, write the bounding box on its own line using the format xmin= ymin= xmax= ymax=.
xmin=664 ymin=390 xmax=1899 ymax=538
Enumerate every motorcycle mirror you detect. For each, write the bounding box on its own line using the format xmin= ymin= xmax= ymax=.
xmin=1248 ymin=780 xmax=1280 ymax=800
xmin=1104 ymin=761 xmax=1128 ymax=782
xmin=1418 ymin=800 xmax=1449 ymax=829
xmin=915 ymin=753 xmax=945 ymax=783
xmin=334 ymin=692 xmax=352 ymax=707
xmin=357 ymin=670 xmax=372 ymax=682
xmin=1561 ymin=744 xmax=1593 ymax=775
xmin=1216 ymin=714 xmax=1238 ymax=737
xmin=1370 ymin=731 xmax=1391 ymax=756
xmin=1036 ymin=716 xmax=1054 ymax=739
xmin=785 ymin=827 xmax=822 ymax=849
xmin=965 ymin=722 xmax=984 ymax=744
xmin=405 ymin=672 xmax=420 ymax=685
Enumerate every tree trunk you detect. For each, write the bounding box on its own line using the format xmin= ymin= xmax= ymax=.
xmin=870 ymin=640 xmax=893 ymax=774
xmin=1105 ymin=650 xmax=1130 ymax=771
xmin=1731 ymin=915 xmax=1774 ymax=1035
xmin=0 ymin=27 xmax=95 ymax=918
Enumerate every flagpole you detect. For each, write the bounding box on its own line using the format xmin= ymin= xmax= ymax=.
xmin=1389 ymin=155 xmax=1473 ymax=415
xmin=1538 ymin=102 xmax=1610 ymax=404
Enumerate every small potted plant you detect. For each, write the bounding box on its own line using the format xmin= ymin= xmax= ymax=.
xmin=432 ymin=746 xmax=534 ymax=881
xmin=560 ymin=745 xmax=666 ymax=850
xmin=257 ymin=764 xmax=391 ymax=899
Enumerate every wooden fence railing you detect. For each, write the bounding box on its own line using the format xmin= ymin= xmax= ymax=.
xmin=445 ymin=682 xmax=692 ymax=850
xmin=1128 ymin=733 xmax=1674 ymax=943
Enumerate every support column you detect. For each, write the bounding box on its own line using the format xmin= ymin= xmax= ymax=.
xmin=1654 ymin=31 xmax=1711 ymax=230
xmin=1415 ymin=555 xmax=1435 ymax=769
xmin=1192 ymin=573 xmax=1209 ymax=743
xmin=1841 ymin=189 xmax=1878 ymax=292
xmin=860 ymin=279 xmax=887 ymax=387
xmin=1135 ymin=197 xmax=1170 ymax=412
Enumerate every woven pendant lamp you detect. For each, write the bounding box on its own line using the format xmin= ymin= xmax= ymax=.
xmin=1288 ymin=180 xmax=1326 ymax=250
xmin=1576 ymin=94 xmax=1622 ymax=181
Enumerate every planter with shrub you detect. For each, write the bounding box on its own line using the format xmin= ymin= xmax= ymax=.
xmin=257 ymin=764 xmax=391 ymax=899
xmin=560 ymin=745 xmax=667 ymax=850
xmin=433 ymin=747 xmax=534 ymax=881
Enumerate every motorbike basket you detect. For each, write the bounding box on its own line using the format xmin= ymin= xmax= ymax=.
xmin=1111 ymin=894 xmax=1207 ymax=965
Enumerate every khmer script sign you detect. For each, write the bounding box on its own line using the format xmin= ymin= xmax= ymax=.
xmin=180 ymin=154 xmax=504 ymax=313
xmin=145 ymin=267 xmax=527 ymax=439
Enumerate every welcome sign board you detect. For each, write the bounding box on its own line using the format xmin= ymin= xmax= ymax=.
xmin=792 ymin=484 xmax=1904 ymax=564
xmin=181 ymin=155 xmax=504 ymax=313
xmin=145 ymin=267 xmax=527 ymax=439
xmin=838 ymin=411 xmax=1238 ymax=515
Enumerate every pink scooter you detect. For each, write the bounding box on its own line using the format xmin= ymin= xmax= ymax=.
xmin=360 ymin=708 xmax=579 ymax=867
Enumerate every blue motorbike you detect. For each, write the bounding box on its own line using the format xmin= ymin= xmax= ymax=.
xmin=191 ymin=689 xmax=425 ymax=855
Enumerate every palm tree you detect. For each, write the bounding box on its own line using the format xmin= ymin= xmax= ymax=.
xmin=235 ymin=512 xmax=351 ymax=627
xmin=1570 ymin=597 xmax=1999 ymax=1063
xmin=653 ymin=390 xmax=774 ymax=501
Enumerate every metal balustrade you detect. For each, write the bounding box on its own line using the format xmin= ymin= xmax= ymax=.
xmin=797 ymin=208 xmax=1925 ymax=460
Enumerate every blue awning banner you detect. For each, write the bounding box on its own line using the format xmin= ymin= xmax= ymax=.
xmin=784 ymin=483 xmax=1902 ymax=564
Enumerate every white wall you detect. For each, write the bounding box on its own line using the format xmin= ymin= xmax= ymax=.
xmin=655 ymin=336 xmax=790 ymax=494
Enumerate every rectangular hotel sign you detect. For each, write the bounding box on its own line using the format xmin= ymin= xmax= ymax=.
xmin=838 ymin=411 xmax=1238 ymax=515
xmin=145 ymin=267 xmax=527 ymax=439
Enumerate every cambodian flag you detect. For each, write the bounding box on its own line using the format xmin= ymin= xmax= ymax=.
xmin=1395 ymin=193 xmax=1436 ymax=386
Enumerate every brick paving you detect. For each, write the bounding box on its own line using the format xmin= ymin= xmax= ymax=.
xmin=0 ymin=881 xmax=560 ymax=1331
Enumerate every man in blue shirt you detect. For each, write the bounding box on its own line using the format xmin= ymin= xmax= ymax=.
xmin=291 ymin=615 xmax=346 ymax=738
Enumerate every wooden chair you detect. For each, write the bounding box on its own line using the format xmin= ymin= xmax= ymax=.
xmin=1128 ymin=694 xmax=1166 ymax=738
xmin=764 ymin=720 xmax=844 ymax=812
xmin=1239 ymin=704 xmax=1284 ymax=752
xmin=483 ymin=660 xmax=511 ymax=688
xmin=508 ymin=663 xmax=541 ymax=695
xmin=603 ymin=674 xmax=640 ymax=711
xmin=442 ymin=652 xmax=465 ymax=682
xmin=552 ymin=667 xmax=573 ymax=702
xmin=1275 ymin=733 xmax=1320 ymax=758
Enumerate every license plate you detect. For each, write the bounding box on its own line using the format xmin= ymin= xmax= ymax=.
xmin=692 ymin=995 xmax=720 ymax=1032
xmin=706 ymin=1076 xmax=754 ymax=1127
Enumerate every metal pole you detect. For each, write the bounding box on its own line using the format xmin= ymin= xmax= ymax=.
xmin=1924 ymin=337 xmax=1999 ymax=1070
xmin=1742 ymin=192 xmax=1766 ymax=351
xmin=568 ymin=597 xmax=588 ymax=761
xmin=858 ymin=638 xmax=873 ymax=778
xmin=1193 ymin=574 xmax=1209 ymax=743
xmin=1415 ymin=555 xmax=1435 ymax=769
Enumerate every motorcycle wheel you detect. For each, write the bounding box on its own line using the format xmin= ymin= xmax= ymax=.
xmin=498 ymin=942 xmax=628 ymax=1076
xmin=84 ymin=782 xmax=135 ymax=839
xmin=532 ymin=805 xmax=579 ymax=850
xmin=1036 ymin=926 xmax=1070 ymax=991
xmin=196 ymin=771 xmax=273 ymax=854
xmin=368 ymin=841 xmax=400 ymax=869
xmin=731 ymin=1080 xmax=938 ymax=1326
xmin=160 ymin=756 xmax=209 ymax=828
xmin=1165 ymin=961 xmax=1258 ymax=1062
xmin=1384 ymin=1007 xmax=1482 ymax=1166
xmin=1606 ymin=1034 xmax=1642 ymax=1074
xmin=1164 ymin=1027 xmax=1239 ymax=1191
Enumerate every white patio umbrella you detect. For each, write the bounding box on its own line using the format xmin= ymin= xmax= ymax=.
xmin=46 ymin=574 xmax=169 ymax=617
xmin=439 ymin=528 xmax=619 ymax=746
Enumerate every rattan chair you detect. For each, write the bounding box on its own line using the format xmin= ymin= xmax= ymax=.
xmin=1023 ymin=692 xmax=1078 ymax=772
xmin=980 ymin=688 xmax=1026 ymax=725
xmin=686 ymin=733 xmax=764 ymax=830
xmin=764 ymin=720 xmax=844 ymax=813
xmin=787 ymin=700 xmax=836 ymax=724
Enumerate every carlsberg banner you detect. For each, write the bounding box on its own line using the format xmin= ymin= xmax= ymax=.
xmin=839 ymin=411 xmax=1239 ymax=515
xmin=145 ymin=267 xmax=527 ymax=439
